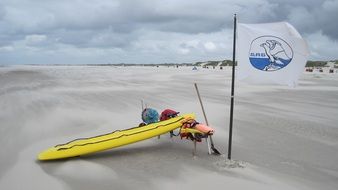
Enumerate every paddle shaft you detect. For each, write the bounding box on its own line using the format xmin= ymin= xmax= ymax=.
xmin=194 ymin=83 xmax=209 ymax=125
xmin=194 ymin=83 xmax=220 ymax=155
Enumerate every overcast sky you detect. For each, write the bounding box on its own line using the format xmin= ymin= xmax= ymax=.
xmin=0 ymin=0 xmax=337 ymax=64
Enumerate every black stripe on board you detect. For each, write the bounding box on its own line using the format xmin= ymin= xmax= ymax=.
xmin=56 ymin=117 xmax=185 ymax=151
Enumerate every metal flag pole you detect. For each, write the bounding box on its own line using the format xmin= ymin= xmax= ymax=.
xmin=228 ymin=14 xmax=237 ymax=160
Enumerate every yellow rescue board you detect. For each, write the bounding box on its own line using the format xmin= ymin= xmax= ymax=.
xmin=38 ymin=113 xmax=195 ymax=160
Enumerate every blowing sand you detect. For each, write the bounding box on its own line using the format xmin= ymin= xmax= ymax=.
xmin=1 ymin=65 xmax=338 ymax=190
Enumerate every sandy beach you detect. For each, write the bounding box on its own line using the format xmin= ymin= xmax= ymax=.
xmin=1 ymin=65 xmax=338 ymax=190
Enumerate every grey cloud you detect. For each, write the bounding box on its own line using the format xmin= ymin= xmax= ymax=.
xmin=0 ymin=6 xmax=5 ymax=20
xmin=0 ymin=0 xmax=265 ymax=35
xmin=47 ymin=28 xmax=140 ymax=49
xmin=2 ymin=0 xmax=338 ymax=36
xmin=316 ymin=0 xmax=338 ymax=39
xmin=0 ymin=34 xmax=15 ymax=46
xmin=0 ymin=0 xmax=337 ymax=64
xmin=266 ymin=0 xmax=338 ymax=40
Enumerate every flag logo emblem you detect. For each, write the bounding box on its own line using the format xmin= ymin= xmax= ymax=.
xmin=249 ymin=36 xmax=293 ymax=71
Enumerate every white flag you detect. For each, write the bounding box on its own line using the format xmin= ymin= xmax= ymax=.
xmin=237 ymin=22 xmax=310 ymax=86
